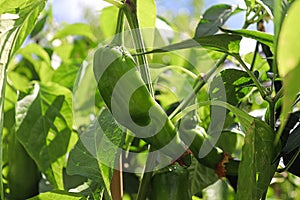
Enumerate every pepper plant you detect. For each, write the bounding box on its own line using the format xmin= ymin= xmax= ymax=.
xmin=1 ymin=0 xmax=300 ymax=199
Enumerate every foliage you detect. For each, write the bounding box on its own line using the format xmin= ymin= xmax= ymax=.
xmin=1 ymin=0 xmax=300 ymax=199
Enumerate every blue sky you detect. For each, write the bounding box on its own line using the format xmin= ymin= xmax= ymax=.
xmin=52 ymin=0 xmax=274 ymax=54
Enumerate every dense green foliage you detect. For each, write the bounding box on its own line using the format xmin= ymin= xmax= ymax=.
xmin=1 ymin=0 xmax=300 ymax=199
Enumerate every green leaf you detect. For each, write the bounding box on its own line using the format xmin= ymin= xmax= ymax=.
xmin=100 ymin=6 xmax=119 ymax=39
xmin=53 ymin=23 xmax=96 ymax=43
xmin=0 ymin=1 xmax=46 ymax=197
xmin=137 ymin=0 xmax=156 ymax=48
xmin=28 ymin=190 xmax=86 ymax=200
xmin=220 ymin=27 xmax=274 ymax=50
xmin=30 ymin=12 xmax=48 ymax=38
xmin=142 ymin=34 xmax=242 ymax=55
xmin=195 ymin=4 xmax=242 ymax=37
xmin=210 ymin=69 xmax=254 ymax=106
xmin=189 ymin=157 xmax=218 ymax=195
xmin=277 ymin=0 xmax=300 ymax=137
xmin=137 ymin=0 xmax=156 ymax=29
xmin=52 ymin=63 xmax=79 ymax=90
xmin=235 ymin=118 xmax=278 ymax=200
xmin=67 ymin=108 xmax=124 ymax=200
xmin=16 ymin=82 xmax=73 ymax=189
xmin=18 ymin=43 xmax=54 ymax=82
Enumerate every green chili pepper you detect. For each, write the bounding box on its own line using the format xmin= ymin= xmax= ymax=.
xmin=179 ymin=115 xmax=240 ymax=177
xmin=150 ymin=163 xmax=192 ymax=200
xmin=7 ymin=132 xmax=41 ymax=199
xmin=93 ymin=45 xmax=185 ymax=158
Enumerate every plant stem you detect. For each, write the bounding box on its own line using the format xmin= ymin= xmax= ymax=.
xmin=250 ymin=41 xmax=259 ymax=71
xmin=136 ymin=146 xmax=157 ymax=200
xmin=110 ymin=8 xmax=125 ymax=200
xmin=169 ymin=54 xmax=228 ymax=120
xmin=123 ymin=0 xmax=154 ymax=96
xmin=0 ymin=64 xmax=6 ymax=199
xmin=123 ymin=2 xmax=155 ymax=200
xmin=268 ymin=100 xmax=275 ymax=130
xmin=111 ymin=8 xmax=125 ymax=46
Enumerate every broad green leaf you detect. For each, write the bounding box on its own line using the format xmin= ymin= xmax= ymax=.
xmin=277 ymin=0 xmax=300 ymax=138
xmin=220 ymin=27 xmax=274 ymax=50
xmin=210 ymin=69 xmax=254 ymax=106
xmin=137 ymin=0 xmax=156 ymax=48
xmin=52 ymin=63 xmax=79 ymax=90
xmin=53 ymin=23 xmax=96 ymax=43
xmin=137 ymin=0 xmax=156 ymax=29
xmin=28 ymin=190 xmax=85 ymax=200
xmin=143 ymin=34 xmax=242 ymax=55
xmin=0 ymin=1 xmax=46 ymax=197
xmin=4 ymin=82 xmax=18 ymax=112
xmin=16 ymin=82 xmax=73 ymax=189
xmin=235 ymin=118 xmax=278 ymax=200
xmin=195 ymin=4 xmax=241 ymax=37
xmin=100 ymin=6 xmax=119 ymax=39
xmin=273 ymin=0 xmax=290 ymax=74
xmin=189 ymin=157 xmax=218 ymax=195
xmin=7 ymin=71 xmax=31 ymax=93
xmin=18 ymin=43 xmax=53 ymax=82
xmin=67 ymin=108 xmax=124 ymax=200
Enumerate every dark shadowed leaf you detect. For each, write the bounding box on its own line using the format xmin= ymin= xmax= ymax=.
xmin=195 ymin=4 xmax=242 ymax=37
xmin=220 ymin=27 xmax=274 ymax=50
xmin=142 ymin=34 xmax=241 ymax=55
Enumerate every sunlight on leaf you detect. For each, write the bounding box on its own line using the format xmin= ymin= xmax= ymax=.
xmin=16 ymin=82 xmax=73 ymax=189
xmin=277 ymin=0 xmax=300 ymax=137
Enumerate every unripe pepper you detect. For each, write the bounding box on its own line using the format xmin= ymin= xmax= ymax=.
xmin=179 ymin=113 xmax=239 ymax=177
xmin=93 ymin=45 xmax=186 ymax=158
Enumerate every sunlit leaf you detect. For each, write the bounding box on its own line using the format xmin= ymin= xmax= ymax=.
xmin=53 ymin=23 xmax=96 ymax=43
xmin=277 ymin=0 xmax=300 ymax=137
xmin=100 ymin=6 xmax=119 ymax=39
xmin=16 ymin=82 xmax=73 ymax=189
xmin=67 ymin=108 xmax=124 ymax=200
xmin=0 ymin=1 xmax=46 ymax=197
xmin=28 ymin=190 xmax=85 ymax=200
xmin=210 ymin=69 xmax=254 ymax=106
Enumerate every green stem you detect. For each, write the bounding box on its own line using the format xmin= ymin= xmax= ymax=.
xmin=136 ymin=146 xmax=157 ymax=200
xmin=111 ymin=8 xmax=125 ymax=46
xmin=274 ymin=87 xmax=283 ymax=103
xmin=123 ymin=0 xmax=154 ymax=96
xmin=123 ymin=2 xmax=155 ymax=200
xmin=250 ymin=41 xmax=259 ymax=71
xmin=233 ymin=54 xmax=269 ymax=100
xmin=0 ymin=64 xmax=6 ymax=199
xmin=268 ymin=100 xmax=275 ymax=130
xmin=169 ymin=54 xmax=228 ymax=120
